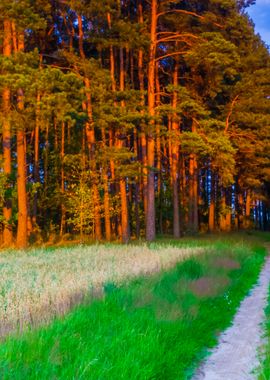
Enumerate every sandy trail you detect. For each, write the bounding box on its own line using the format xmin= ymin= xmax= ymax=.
xmin=193 ymin=255 xmax=270 ymax=380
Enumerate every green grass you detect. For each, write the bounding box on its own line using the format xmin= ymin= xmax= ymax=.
xmin=0 ymin=243 xmax=204 ymax=337
xmin=259 ymin=286 xmax=270 ymax=380
xmin=0 ymin=238 xmax=266 ymax=380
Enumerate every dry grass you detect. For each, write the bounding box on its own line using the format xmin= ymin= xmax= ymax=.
xmin=0 ymin=244 xmax=204 ymax=337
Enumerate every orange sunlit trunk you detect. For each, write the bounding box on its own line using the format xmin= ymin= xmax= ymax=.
xmin=60 ymin=121 xmax=65 ymax=236
xmin=188 ymin=154 xmax=198 ymax=232
xmin=16 ymin=32 xmax=28 ymax=248
xmin=103 ymin=173 xmax=111 ymax=241
xmin=33 ymin=91 xmax=41 ymax=225
xmin=188 ymin=122 xmax=199 ymax=233
xmin=146 ymin=0 xmax=157 ymax=241
xmin=101 ymin=128 xmax=111 ymax=241
xmin=171 ymin=62 xmax=180 ymax=237
xmin=119 ymin=46 xmax=130 ymax=243
xmin=244 ymin=190 xmax=251 ymax=229
xmin=2 ymin=19 xmax=13 ymax=246
xmin=138 ymin=49 xmax=147 ymax=215
xmin=208 ymin=170 xmax=215 ymax=232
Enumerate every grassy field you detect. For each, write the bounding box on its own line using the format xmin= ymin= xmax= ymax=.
xmin=0 ymin=244 xmax=205 ymax=337
xmin=0 ymin=234 xmax=267 ymax=379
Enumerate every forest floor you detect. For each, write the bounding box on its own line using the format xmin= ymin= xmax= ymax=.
xmin=193 ymin=251 xmax=270 ymax=380
xmin=0 ymin=233 xmax=269 ymax=379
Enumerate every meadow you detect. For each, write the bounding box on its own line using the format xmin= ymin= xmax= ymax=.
xmin=0 ymin=234 xmax=267 ymax=379
xmin=0 ymin=243 xmax=204 ymax=337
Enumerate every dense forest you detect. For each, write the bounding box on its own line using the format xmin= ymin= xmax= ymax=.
xmin=0 ymin=0 xmax=269 ymax=247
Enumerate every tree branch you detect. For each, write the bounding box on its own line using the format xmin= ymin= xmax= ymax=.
xmin=225 ymin=95 xmax=240 ymax=134
xmin=157 ymin=10 xmax=224 ymax=28
xmin=156 ymin=33 xmax=200 ymax=44
xmin=155 ymin=51 xmax=188 ymax=61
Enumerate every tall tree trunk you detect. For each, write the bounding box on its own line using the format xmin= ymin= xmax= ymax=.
xmin=188 ymin=154 xmax=198 ymax=232
xmin=208 ymin=170 xmax=215 ymax=232
xmin=103 ymin=173 xmax=111 ymax=241
xmin=133 ymin=127 xmax=141 ymax=238
xmin=137 ymin=2 xmax=147 ymax=222
xmin=188 ymin=123 xmax=198 ymax=233
xmin=101 ymin=128 xmax=111 ymax=241
xmin=238 ymin=192 xmax=244 ymax=229
xmin=209 ymin=201 xmax=215 ymax=232
xmin=119 ymin=47 xmax=130 ymax=243
xmin=17 ymin=121 xmax=28 ymax=248
xmin=78 ymin=14 xmax=102 ymax=240
xmin=108 ymin=12 xmax=129 ymax=242
xmin=219 ymin=191 xmax=227 ymax=231
xmin=16 ymin=32 xmax=28 ymax=248
xmin=146 ymin=0 xmax=157 ymax=241
xmin=171 ymin=62 xmax=180 ymax=238
xmin=44 ymin=123 xmax=49 ymax=195
xmin=106 ymin=12 xmax=119 ymax=240
xmin=119 ymin=169 xmax=130 ymax=243
xmin=179 ymin=155 xmax=186 ymax=234
xmin=155 ymin=63 xmax=163 ymax=234
xmin=226 ymin=189 xmax=231 ymax=231
xmin=244 ymin=190 xmax=251 ymax=229
xmin=2 ymin=19 xmax=13 ymax=246
xmin=107 ymin=12 xmax=117 ymax=98
xmin=77 ymin=14 xmax=85 ymax=59
xmin=138 ymin=50 xmax=148 ymax=216
xmin=33 ymin=91 xmax=41 ymax=226
xmin=60 ymin=121 xmax=65 ymax=236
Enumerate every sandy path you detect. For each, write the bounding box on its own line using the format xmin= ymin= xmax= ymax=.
xmin=193 ymin=255 xmax=270 ymax=380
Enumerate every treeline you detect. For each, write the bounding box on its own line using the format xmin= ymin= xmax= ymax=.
xmin=0 ymin=0 xmax=270 ymax=247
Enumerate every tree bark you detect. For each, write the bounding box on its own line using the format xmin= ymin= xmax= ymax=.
xmin=2 ymin=19 xmax=13 ymax=246
xmin=118 ymin=46 xmax=130 ymax=243
xmin=146 ymin=0 xmax=157 ymax=241
xmin=244 ymin=190 xmax=251 ymax=229
xmin=188 ymin=154 xmax=198 ymax=232
xmin=208 ymin=170 xmax=215 ymax=232
xmin=33 ymin=91 xmax=41 ymax=225
xmin=137 ymin=2 xmax=148 ymax=220
xmin=16 ymin=32 xmax=28 ymax=248
xmin=101 ymin=128 xmax=111 ymax=241
xmin=171 ymin=62 xmax=180 ymax=238
xmin=60 ymin=121 xmax=65 ymax=237
xmin=119 ymin=173 xmax=129 ymax=243
xmin=103 ymin=173 xmax=111 ymax=241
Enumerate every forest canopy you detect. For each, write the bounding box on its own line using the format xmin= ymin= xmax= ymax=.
xmin=0 ymin=0 xmax=269 ymax=247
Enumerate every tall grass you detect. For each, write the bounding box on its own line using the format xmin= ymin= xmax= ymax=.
xmin=258 ymin=286 xmax=270 ymax=380
xmin=0 ymin=244 xmax=204 ymax=336
xmin=0 ymin=241 xmax=266 ymax=379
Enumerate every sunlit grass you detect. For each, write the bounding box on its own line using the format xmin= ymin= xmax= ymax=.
xmin=0 ymin=243 xmax=205 ymax=337
xmin=0 ymin=240 xmax=266 ymax=379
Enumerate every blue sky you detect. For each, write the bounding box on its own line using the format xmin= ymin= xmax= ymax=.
xmin=247 ymin=0 xmax=270 ymax=45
